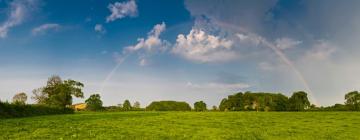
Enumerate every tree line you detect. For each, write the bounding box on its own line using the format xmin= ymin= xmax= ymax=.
xmin=1 ymin=75 xmax=360 ymax=118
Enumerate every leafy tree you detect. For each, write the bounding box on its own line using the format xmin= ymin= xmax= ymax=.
xmin=32 ymin=75 xmax=84 ymax=108
xmin=219 ymin=98 xmax=230 ymax=111
xmin=133 ymin=101 xmax=140 ymax=109
xmin=194 ymin=101 xmax=207 ymax=111
xmin=345 ymin=91 xmax=360 ymax=111
xmin=219 ymin=92 xmax=289 ymax=111
xmin=12 ymin=92 xmax=27 ymax=104
xmin=212 ymin=105 xmax=218 ymax=111
xmin=288 ymin=91 xmax=310 ymax=111
xmin=85 ymin=94 xmax=103 ymax=111
xmin=123 ymin=100 xmax=132 ymax=111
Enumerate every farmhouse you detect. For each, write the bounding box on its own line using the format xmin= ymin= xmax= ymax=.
xmin=71 ymin=103 xmax=87 ymax=111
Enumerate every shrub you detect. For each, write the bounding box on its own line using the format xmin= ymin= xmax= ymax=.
xmin=146 ymin=101 xmax=191 ymax=111
xmin=0 ymin=101 xmax=74 ymax=118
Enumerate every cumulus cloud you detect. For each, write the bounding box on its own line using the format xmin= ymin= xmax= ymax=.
xmin=116 ymin=22 xmax=170 ymax=65
xmin=0 ymin=0 xmax=37 ymax=38
xmin=125 ymin=22 xmax=168 ymax=53
xmin=32 ymin=23 xmax=61 ymax=35
xmin=106 ymin=0 xmax=138 ymax=23
xmin=172 ymin=29 xmax=236 ymax=63
xmin=94 ymin=24 xmax=106 ymax=34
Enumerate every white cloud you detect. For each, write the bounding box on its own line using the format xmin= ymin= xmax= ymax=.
xmin=94 ymin=24 xmax=106 ymax=34
xmin=172 ymin=29 xmax=236 ymax=63
xmin=0 ymin=0 xmax=37 ymax=38
xmin=275 ymin=38 xmax=302 ymax=50
xmin=125 ymin=22 xmax=167 ymax=53
xmin=32 ymin=23 xmax=60 ymax=35
xmin=116 ymin=22 xmax=169 ymax=66
xmin=106 ymin=0 xmax=138 ymax=23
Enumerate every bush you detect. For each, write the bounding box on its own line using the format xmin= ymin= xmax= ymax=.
xmin=146 ymin=101 xmax=191 ymax=111
xmin=0 ymin=101 xmax=74 ymax=118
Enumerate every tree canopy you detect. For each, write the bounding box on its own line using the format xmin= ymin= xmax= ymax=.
xmin=32 ymin=75 xmax=84 ymax=108
xmin=288 ymin=91 xmax=310 ymax=111
xmin=12 ymin=92 xmax=27 ymax=104
xmin=123 ymin=100 xmax=132 ymax=111
xmin=85 ymin=94 xmax=103 ymax=111
xmin=146 ymin=101 xmax=191 ymax=111
xmin=219 ymin=92 xmax=290 ymax=111
xmin=194 ymin=101 xmax=207 ymax=111
xmin=345 ymin=91 xmax=360 ymax=111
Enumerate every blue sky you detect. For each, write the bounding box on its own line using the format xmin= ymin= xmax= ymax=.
xmin=1 ymin=0 xmax=360 ymax=107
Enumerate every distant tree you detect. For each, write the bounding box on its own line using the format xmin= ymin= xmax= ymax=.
xmin=85 ymin=94 xmax=103 ymax=111
xmin=194 ymin=101 xmax=207 ymax=111
xmin=31 ymin=75 xmax=84 ymax=108
xmin=288 ymin=91 xmax=310 ymax=111
xmin=146 ymin=101 xmax=191 ymax=111
xmin=219 ymin=98 xmax=230 ymax=111
xmin=123 ymin=100 xmax=132 ymax=111
xmin=345 ymin=91 xmax=360 ymax=111
xmin=12 ymin=92 xmax=27 ymax=104
xmin=133 ymin=101 xmax=140 ymax=109
xmin=212 ymin=105 xmax=218 ymax=111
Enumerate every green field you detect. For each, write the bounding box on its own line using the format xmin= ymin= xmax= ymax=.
xmin=1 ymin=112 xmax=359 ymax=140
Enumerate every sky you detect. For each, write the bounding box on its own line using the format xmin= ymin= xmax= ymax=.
xmin=1 ymin=0 xmax=360 ymax=107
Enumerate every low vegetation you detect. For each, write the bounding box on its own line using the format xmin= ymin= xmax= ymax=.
xmin=1 ymin=111 xmax=359 ymax=139
xmin=0 ymin=102 xmax=73 ymax=118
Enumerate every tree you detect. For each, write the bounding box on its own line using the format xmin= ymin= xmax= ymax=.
xmin=146 ymin=101 xmax=191 ymax=111
xmin=212 ymin=105 xmax=218 ymax=111
xmin=194 ymin=101 xmax=207 ymax=111
xmin=345 ymin=91 xmax=360 ymax=111
xmin=133 ymin=101 xmax=140 ymax=109
xmin=288 ymin=91 xmax=310 ymax=111
xmin=31 ymin=75 xmax=84 ymax=108
xmin=219 ymin=98 xmax=230 ymax=111
xmin=12 ymin=92 xmax=27 ymax=104
xmin=85 ymin=94 xmax=103 ymax=111
xmin=123 ymin=100 xmax=132 ymax=111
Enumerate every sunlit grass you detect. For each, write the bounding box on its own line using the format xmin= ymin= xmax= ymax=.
xmin=1 ymin=112 xmax=359 ymax=139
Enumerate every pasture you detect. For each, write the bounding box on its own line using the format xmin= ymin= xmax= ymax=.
xmin=1 ymin=112 xmax=359 ymax=140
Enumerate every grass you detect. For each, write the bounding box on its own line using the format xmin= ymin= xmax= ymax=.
xmin=1 ymin=112 xmax=360 ymax=140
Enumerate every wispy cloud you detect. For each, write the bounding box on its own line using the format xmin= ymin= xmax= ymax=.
xmin=94 ymin=24 xmax=106 ymax=34
xmin=275 ymin=38 xmax=302 ymax=50
xmin=106 ymin=0 xmax=138 ymax=23
xmin=0 ymin=0 xmax=38 ymax=38
xmin=32 ymin=23 xmax=60 ymax=36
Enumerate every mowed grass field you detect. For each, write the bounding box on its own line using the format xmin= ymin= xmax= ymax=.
xmin=1 ymin=112 xmax=360 ymax=140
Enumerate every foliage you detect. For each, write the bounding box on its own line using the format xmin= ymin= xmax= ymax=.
xmin=85 ymin=94 xmax=103 ymax=111
xmin=345 ymin=91 xmax=360 ymax=111
xmin=146 ymin=101 xmax=191 ymax=111
xmin=288 ymin=91 xmax=310 ymax=111
xmin=1 ymin=112 xmax=360 ymax=139
xmin=0 ymin=101 xmax=73 ymax=118
xmin=32 ymin=75 xmax=84 ymax=108
xmin=194 ymin=101 xmax=207 ymax=111
xmin=12 ymin=92 xmax=27 ymax=104
xmin=123 ymin=100 xmax=132 ymax=111
xmin=133 ymin=101 xmax=140 ymax=109
xmin=219 ymin=92 xmax=289 ymax=111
